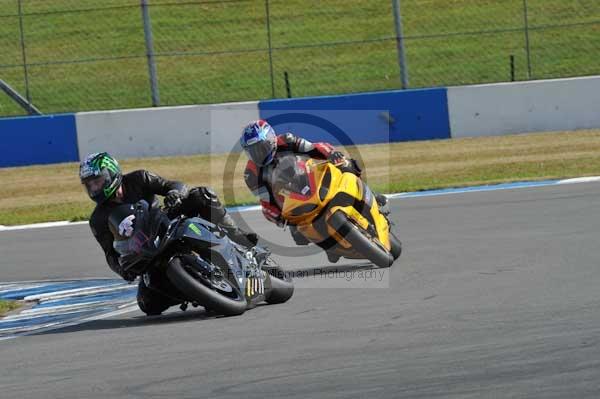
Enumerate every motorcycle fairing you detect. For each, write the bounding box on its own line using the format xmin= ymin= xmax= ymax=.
xmin=275 ymin=155 xmax=392 ymax=255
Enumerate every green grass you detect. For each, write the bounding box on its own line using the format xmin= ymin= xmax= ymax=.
xmin=0 ymin=0 xmax=598 ymax=116
xmin=0 ymin=299 xmax=20 ymax=317
xmin=1 ymin=129 xmax=600 ymax=226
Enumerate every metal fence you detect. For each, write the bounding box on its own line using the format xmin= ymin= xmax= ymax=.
xmin=0 ymin=0 xmax=598 ymax=117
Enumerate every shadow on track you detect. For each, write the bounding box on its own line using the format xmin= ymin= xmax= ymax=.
xmin=28 ymin=262 xmax=376 ymax=337
xmin=29 ymin=307 xmax=227 ymax=337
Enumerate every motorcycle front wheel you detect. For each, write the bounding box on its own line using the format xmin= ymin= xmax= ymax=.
xmin=329 ymin=211 xmax=396 ymax=268
xmin=389 ymin=231 xmax=402 ymax=260
xmin=264 ymin=264 xmax=294 ymax=305
xmin=166 ymin=256 xmax=247 ymax=316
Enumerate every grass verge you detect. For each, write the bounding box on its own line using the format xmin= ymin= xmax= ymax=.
xmin=0 ymin=300 xmax=20 ymax=317
xmin=1 ymin=129 xmax=600 ymax=226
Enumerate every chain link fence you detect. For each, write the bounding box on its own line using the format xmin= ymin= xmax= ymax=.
xmin=0 ymin=0 xmax=598 ymax=117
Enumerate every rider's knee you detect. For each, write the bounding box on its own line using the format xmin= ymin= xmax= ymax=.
xmin=188 ymin=186 xmax=222 ymax=207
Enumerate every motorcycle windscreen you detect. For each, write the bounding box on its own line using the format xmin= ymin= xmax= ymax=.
xmin=113 ymin=229 xmax=155 ymax=257
xmin=270 ymin=154 xmax=313 ymax=208
xmin=111 ymin=201 xmax=165 ymax=256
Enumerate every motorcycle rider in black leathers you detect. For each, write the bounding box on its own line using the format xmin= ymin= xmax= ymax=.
xmin=80 ymin=152 xmax=257 ymax=315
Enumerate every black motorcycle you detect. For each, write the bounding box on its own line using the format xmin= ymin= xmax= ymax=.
xmin=108 ymin=200 xmax=294 ymax=316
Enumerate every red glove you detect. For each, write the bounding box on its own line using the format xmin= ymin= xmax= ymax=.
xmin=313 ymin=142 xmax=335 ymax=159
xmin=261 ymin=201 xmax=284 ymax=226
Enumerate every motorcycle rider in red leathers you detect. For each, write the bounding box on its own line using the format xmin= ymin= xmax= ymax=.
xmin=240 ymin=119 xmax=387 ymax=262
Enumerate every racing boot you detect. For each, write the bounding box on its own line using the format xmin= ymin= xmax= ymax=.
xmin=375 ymin=193 xmax=390 ymax=216
xmin=326 ymin=251 xmax=341 ymax=264
xmin=187 ymin=187 xmax=258 ymax=248
xmin=218 ymin=211 xmax=258 ymax=248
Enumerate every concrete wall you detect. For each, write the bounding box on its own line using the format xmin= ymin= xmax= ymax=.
xmin=259 ymin=88 xmax=451 ymax=145
xmin=3 ymin=75 xmax=600 ymax=167
xmin=74 ymin=88 xmax=450 ymax=161
xmin=447 ymin=76 xmax=600 ymax=138
xmin=75 ymin=102 xmax=260 ymax=159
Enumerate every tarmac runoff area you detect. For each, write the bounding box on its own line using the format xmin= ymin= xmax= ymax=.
xmin=0 ymin=178 xmax=599 ymax=397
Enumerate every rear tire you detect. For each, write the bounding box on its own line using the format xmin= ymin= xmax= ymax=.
xmin=166 ymin=257 xmax=247 ymax=316
xmin=329 ymin=211 xmax=395 ymax=268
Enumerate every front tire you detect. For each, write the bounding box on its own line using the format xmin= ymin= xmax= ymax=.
xmin=265 ymin=266 xmax=294 ymax=304
xmin=166 ymin=257 xmax=247 ymax=316
xmin=389 ymin=232 xmax=402 ymax=260
xmin=329 ymin=211 xmax=395 ymax=268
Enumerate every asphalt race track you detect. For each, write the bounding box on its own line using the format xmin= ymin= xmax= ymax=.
xmin=1 ymin=183 xmax=600 ymax=398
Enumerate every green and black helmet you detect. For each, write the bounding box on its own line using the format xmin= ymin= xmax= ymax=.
xmin=79 ymin=152 xmax=123 ymax=204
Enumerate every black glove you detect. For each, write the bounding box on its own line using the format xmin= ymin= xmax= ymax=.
xmin=164 ymin=189 xmax=184 ymax=210
xmin=246 ymin=232 xmax=259 ymax=246
xmin=226 ymin=228 xmax=259 ymax=248
xmin=327 ymin=151 xmax=346 ymax=165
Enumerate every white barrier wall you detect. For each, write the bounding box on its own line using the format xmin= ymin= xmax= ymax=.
xmin=447 ymin=76 xmax=600 ymax=138
xmin=75 ymin=101 xmax=259 ymax=160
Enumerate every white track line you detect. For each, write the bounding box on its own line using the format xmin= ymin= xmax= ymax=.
xmin=558 ymin=176 xmax=600 ymax=184
xmin=24 ymin=283 xmax=131 ymax=302
xmin=0 ymin=302 xmax=139 ymax=341
xmin=4 ymin=302 xmax=111 ymax=319
xmin=0 ymin=220 xmax=88 ymax=231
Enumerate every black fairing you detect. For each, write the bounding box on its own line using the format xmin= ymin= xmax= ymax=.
xmin=174 ymin=217 xmax=257 ymax=293
xmin=109 ymin=200 xmax=264 ymax=302
xmin=110 ymin=200 xmax=170 ymax=274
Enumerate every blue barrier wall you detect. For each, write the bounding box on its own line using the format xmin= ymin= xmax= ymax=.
xmin=0 ymin=88 xmax=452 ymax=167
xmin=0 ymin=114 xmax=79 ymax=167
xmin=258 ymin=88 xmax=450 ymax=145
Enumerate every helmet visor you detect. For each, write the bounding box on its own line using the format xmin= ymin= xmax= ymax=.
xmin=82 ymin=169 xmax=113 ymax=199
xmin=245 ymin=141 xmax=274 ymax=166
